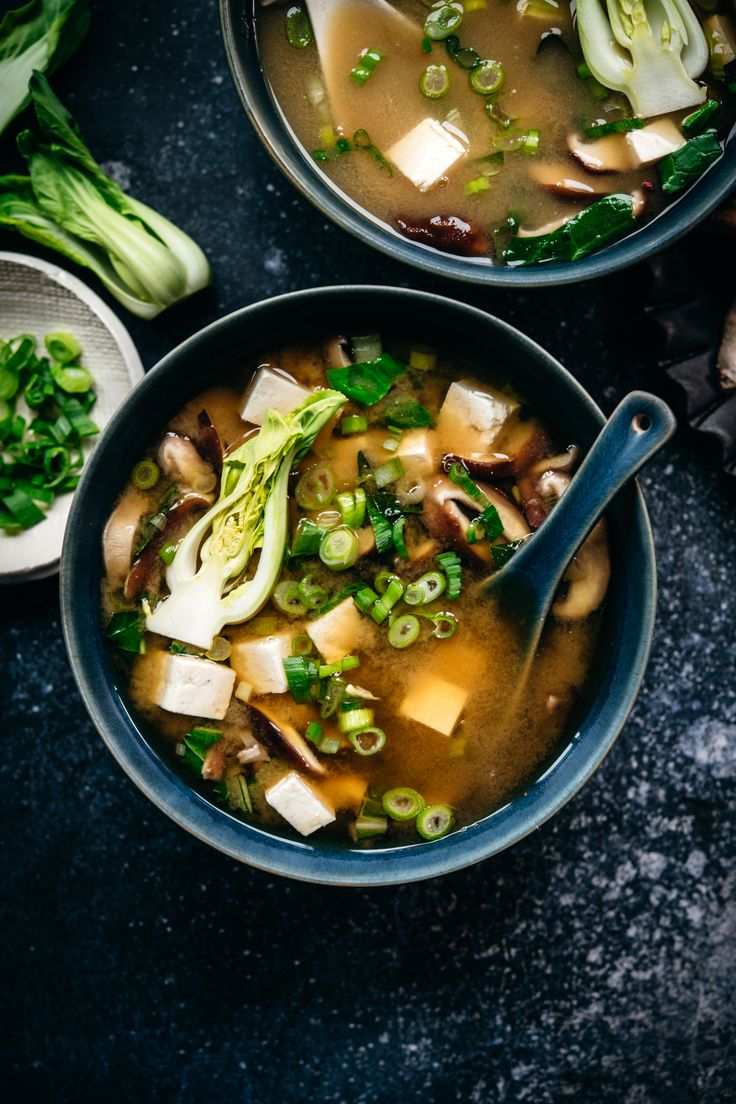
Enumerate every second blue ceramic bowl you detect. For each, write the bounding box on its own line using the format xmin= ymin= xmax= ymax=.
xmin=220 ymin=0 xmax=736 ymax=288
xmin=61 ymin=286 xmax=656 ymax=885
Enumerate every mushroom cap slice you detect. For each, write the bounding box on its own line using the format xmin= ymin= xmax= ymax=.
xmin=552 ymin=519 xmax=611 ymax=620
xmin=532 ymin=163 xmax=611 ymax=197
xmin=423 ymin=475 xmax=529 ymax=560
xmin=567 ymin=132 xmax=635 ymax=173
xmin=102 ymin=489 xmax=150 ymax=590
xmin=242 ymin=702 xmax=326 ymax=776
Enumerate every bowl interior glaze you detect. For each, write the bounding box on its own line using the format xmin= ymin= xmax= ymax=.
xmin=61 ymin=287 xmax=655 ymax=885
xmin=220 ymin=0 xmax=736 ymax=288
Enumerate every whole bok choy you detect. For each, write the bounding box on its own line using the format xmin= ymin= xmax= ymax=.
xmin=0 ymin=0 xmax=89 ymax=137
xmin=146 ymin=390 xmax=347 ymax=650
xmin=576 ymin=0 xmax=709 ymax=118
xmin=0 ymin=72 xmax=210 ymax=318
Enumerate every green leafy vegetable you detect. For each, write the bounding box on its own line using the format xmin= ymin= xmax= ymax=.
xmin=382 ymin=396 xmax=434 ymax=429
xmin=0 ymin=0 xmax=89 ymax=137
xmin=658 ymin=129 xmax=722 ymax=194
xmin=146 ymin=390 xmax=346 ymax=650
xmin=583 ymin=116 xmax=644 ymax=140
xmin=503 ymin=194 xmax=636 ymax=266
xmin=106 ymin=610 xmax=145 ymax=654
xmin=576 ymin=0 xmax=709 ymax=118
xmin=1 ymin=73 xmax=210 ymax=318
xmin=327 ymin=353 xmax=406 ymax=406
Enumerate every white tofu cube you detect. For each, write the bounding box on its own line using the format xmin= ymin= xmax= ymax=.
xmin=230 ymin=631 xmax=295 ymax=695
xmin=265 ymin=771 xmax=336 ymax=836
xmin=396 ymin=429 xmax=436 ymax=479
xmin=399 ymin=672 xmax=467 ymax=737
xmin=241 ymin=365 xmax=311 ymax=426
xmin=387 ymin=118 xmax=467 ymax=193
xmin=155 ymin=654 xmax=236 ymax=720
xmin=626 ymin=120 xmax=686 ymax=166
xmin=307 ymin=598 xmax=370 ymax=664
xmin=437 ymin=378 xmax=520 ymax=454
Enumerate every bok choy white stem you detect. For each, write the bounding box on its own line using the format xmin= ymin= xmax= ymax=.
xmin=576 ymin=0 xmax=709 ymax=118
xmin=146 ymin=390 xmax=347 ymax=650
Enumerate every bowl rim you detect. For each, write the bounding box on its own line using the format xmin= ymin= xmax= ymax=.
xmin=219 ymin=0 xmax=736 ymax=288
xmin=61 ymin=285 xmax=656 ymax=886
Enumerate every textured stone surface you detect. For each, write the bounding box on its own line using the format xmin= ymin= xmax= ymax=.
xmin=1 ymin=2 xmax=734 ymax=1101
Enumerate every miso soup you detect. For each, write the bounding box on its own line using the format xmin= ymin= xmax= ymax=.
xmin=101 ymin=333 xmax=610 ymax=845
xmin=256 ymin=1 xmax=735 ymax=265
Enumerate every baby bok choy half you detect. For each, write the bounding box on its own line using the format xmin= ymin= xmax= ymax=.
xmin=146 ymin=390 xmax=347 ymax=650
xmin=576 ymin=0 xmax=710 ymax=118
xmin=0 ymin=72 xmax=210 ymax=319
xmin=0 ymin=0 xmax=89 ymax=138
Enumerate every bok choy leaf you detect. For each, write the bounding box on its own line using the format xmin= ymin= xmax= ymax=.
xmin=146 ymin=390 xmax=347 ymax=650
xmin=0 ymin=0 xmax=89 ymax=137
xmin=2 ymin=72 xmax=210 ymax=318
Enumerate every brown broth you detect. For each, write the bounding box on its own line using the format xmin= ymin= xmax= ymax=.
xmin=256 ymin=1 xmax=733 ymax=262
xmin=102 ymin=337 xmax=605 ymax=844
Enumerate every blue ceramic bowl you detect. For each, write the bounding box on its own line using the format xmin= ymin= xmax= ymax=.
xmin=61 ymin=286 xmax=656 ymax=885
xmin=220 ymin=0 xmax=736 ymax=288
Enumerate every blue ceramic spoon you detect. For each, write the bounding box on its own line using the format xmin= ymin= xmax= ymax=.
xmin=485 ymin=390 xmax=676 ymax=692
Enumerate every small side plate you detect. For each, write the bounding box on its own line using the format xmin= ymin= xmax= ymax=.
xmin=0 ymin=252 xmax=144 ymax=584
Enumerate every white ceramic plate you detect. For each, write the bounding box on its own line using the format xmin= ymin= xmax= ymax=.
xmin=0 ymin=252 xmax=144 ymax=583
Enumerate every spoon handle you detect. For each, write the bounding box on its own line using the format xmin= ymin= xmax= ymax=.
xmin=512 ymin=391 xmax=675 ymax=593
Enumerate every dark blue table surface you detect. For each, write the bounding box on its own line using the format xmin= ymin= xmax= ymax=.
xmin=1 ymin=2 xmax=734 ymax=1101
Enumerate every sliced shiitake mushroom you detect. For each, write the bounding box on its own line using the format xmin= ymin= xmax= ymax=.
xmin=552 ymin=519 xmax=611 ymax=620
xmin=123 ymin=493 xmax=212 ymax=601
xmin=158 ymin=433 xmax=218 ymax=495
xmin=423 ymin=476 xmax=529 ymax=561
xmin=532 ymin=163 xmax=611 ymax=198
xmin=567 ymin=132 xmax=634 ymax=173
xmin=322 ymin=335 xmax=352 ymax=370
xmin=241 ymin=702 xmax=326 ymax=777
xmin=102 ymin=489 xmax=150 ymax=590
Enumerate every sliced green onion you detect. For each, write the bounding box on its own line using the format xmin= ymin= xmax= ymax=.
xmin=131 ymin=458 xmax=160 ymax=490
xmin=449 ymin=460 xmax=482 ymax=499
xmin=319 ymin=655 xmax=360 ymax=678
xmin=49 ymin=360 xmax=93 ymax=394
xmin=319 ymin=674 xmax=346 ymax=718
xmin=341 ymin=414 xmax=368 ymax=435
xmin=349 ymin=727 xmax=387 ymax=756
xmin=382 ymin=396 xmax=433 ymax=429
xmin=159 ymin=541 xmax=178 ymax=565
xmin=425 ymin=4 xmax=463 ymax=40
xmin=286 ymin=4 xmax=313 ymax=49
xmin=382 ymin=787 xmax=425 ymax=821
xmin=374 ymin=457 xmax=404 ymax=488
xmin=339 ymin=707 xmax=375 ymax=734
xmin=44 ymin=332 xmax=82 ymax=364
xmin=273 ymin=580 xmax=308 ymax=617
xmin=336 ymin=137 xmax=352 ymax=154
xmin=421 ymin=35 xmax=433 ymax=53
xmin=420 ymin=63 xmax=451 ymax=98
xmin=392 ymin=515 xmax=408 ymax=559
xmin=350 ymin=814 xmax=388 ymax=840
xmin=465 ymin=175 xmax=492 ymax=195
xmin=404 ymin=571 xmax=446 ymax=605
xmin=350 ymin=48 xmax=384 ymax=84
xmin=365 ymin=496 xmax=394 ymax=554
xmin=388 ymin=614 xmax=421 ymax=649
xmin=1 ymin=487 xmax=45 ymax=530
xmin=305 ymin=720 xmax=325 ymax=747
xmin=298 ymin=574 xmax=328 ymax=610
xmin=491 ymin=538 xmax=526 ymax=567
xmin=445 ymin=34 xmax=479 ymax=69
xmin=184 ymin=726 xmax=223 ymax=763
xmin=374 ymin=569 xmax=393 ymax=594
xmin=437 ymin=551 xmax=462 ymax=600
xmin=354 ymin=586 xmax=379 ymax=614
xmin=470 ymin=59 xmax=504 ymax=94
xmin=283 ymin=656 xmax=318 ymax=704
xmin=295 ymin=463 xmax=336 ymax=509
xmin=431 ymin=611 xmax=458 ymax=639
xmin=353 ymin=128 xmax=393 ymax=177
xmin=319 ymin=525 xmax=359 ymax=570
xmin=583 ymin=116 xmax=644 ymax=140
xmin=409 ymin=348 xmax=437 ymax=372
xmin=290 ymin=517 xmax=326 ymax=557
xmin=336 ymin=487 xmax=366 ymax=528
xmin=416 ymin=803 xmax=455 ymax=840
xmin=351 ymin=334 xmax=382 ymax=362
xmin=292 ymin=633 xmax=314 ymax=656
